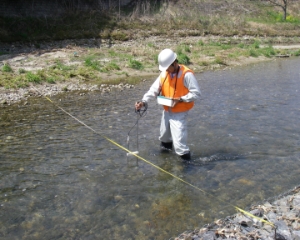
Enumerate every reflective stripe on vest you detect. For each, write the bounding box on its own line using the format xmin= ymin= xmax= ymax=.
xmin=159 ymin=65 xmax=194 ymax=112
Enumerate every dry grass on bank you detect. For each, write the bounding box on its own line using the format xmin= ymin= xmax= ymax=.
xmin=1 ymin=35 xmax=300 ymax=90
xmin=0 ymin=0 xmax=300 ymax=90
xmin=0 ymin=0 xmax=300 ymax=43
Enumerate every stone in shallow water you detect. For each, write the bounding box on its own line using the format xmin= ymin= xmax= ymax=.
xmin=199 ymin=232 xmax=214 ymax=240
xmin=292 ymin=231 xmax=300 ymax=240
xmin=274 ymin=220 xmax=292 ymax=240
xmin=250 ymin=208 xmax=263 ymax=217
xmin=293 ymin=195 xmax=300 ymax=206
xmin=234 ymin=214 xmax=253 ymax=227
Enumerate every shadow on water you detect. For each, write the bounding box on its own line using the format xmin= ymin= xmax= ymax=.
xmin=1 ymin=57 xmax=300 ymax=239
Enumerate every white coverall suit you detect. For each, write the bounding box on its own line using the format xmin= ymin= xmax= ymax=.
xmin=141 ymin=66 xmax=201 ymax=156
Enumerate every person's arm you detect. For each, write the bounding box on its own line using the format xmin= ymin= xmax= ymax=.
xmin=135 ymin=76 xmax=161 ymax=110
xmin=142 ymin=76 xmax=161 ymax=102
xmin=181 ymin=72 xmax=201 ymax=102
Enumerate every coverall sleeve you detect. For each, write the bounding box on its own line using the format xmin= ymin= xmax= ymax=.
xmin=142 ymin=76 xmax=161 ymax=103
xmin=181 ymin=72 xmax=201 ymax=102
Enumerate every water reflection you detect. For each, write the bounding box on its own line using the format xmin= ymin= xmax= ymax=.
xmin=1 ymin=57 xmax=300 ymax=239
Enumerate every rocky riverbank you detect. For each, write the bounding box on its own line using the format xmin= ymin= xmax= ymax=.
xmin=176 ymin=186 xmax=300 ymax=240
xmin=0 ymin=81 xmax=134 ymax=105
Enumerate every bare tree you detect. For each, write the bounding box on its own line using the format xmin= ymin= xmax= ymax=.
xmin=266 ymin=0 xmax=288 ymax=20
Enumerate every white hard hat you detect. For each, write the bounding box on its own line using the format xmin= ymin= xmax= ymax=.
xmin=158 ymin=49 xmax=177 ymax=71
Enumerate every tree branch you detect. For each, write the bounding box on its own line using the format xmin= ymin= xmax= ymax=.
xmin=267 ymin=0 xmax=284 ymax=8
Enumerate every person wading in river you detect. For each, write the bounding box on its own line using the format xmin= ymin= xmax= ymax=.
xmin=135 ymin=49 xmax=201 ymax=161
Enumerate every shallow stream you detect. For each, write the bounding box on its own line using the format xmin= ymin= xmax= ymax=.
xmin=1 ymin=57 xmax=300 ymax=239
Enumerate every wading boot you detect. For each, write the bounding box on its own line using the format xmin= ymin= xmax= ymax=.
xmin=160 ymin=141 xmax=173 ymax=151
xmin=180 ymin=152 xmax=191 ymax=161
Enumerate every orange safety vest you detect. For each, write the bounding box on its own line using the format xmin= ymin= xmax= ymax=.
xmin=159 ymin=64 xmax=194 ymax=113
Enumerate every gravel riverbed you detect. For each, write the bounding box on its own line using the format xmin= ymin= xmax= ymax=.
xmin=2 ymin=82 xmax=300 ymax=240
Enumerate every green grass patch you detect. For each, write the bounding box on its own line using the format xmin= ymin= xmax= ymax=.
xmin=46 ymin=77 xmax=56 ymax=84
xmin=18 ymin=68 xmax=26 ymax=74
xmin=108 ymin=50 xmax=118 ymax=57
xmin=2 ymin=64 xmax=13 ymax=72
xmin=286 ymin=15 xmax=300 ymax=24
xmin=54 ymin=60 xmax=73 ymax=71
xmin=261 ymin=46 xmax=276 ymax=57
xmin=251 ymin=40 xmax=260 ymax=49
xmin=175 ymin=47 xmax=190 ymax=65
xmin=76 ymin=67 xmax=95 ymax=78
xmin=221 ymin=44 xmax=232 ymax=50
xmin=198 ymin=60 xmax=210 ymax=66
xmin=238 ymin=43 xmax=246 ymax=49
xmin=177 ymin=53 xmax=190 ymax=65
xmin=214 ymin=57 xmax=227 ymax=65
xmin=129 ymin=59 xmax=144 ymax=70
xmin=249 ymin=49 xmax=259 ymax=57
xmin=147 ymin=43 xmax=155 ymax=48
xmin=182 ymin=44 xmax=191 ymax=53
xmin=84 ymin=56 xmax=101 ymax=71
xmin=267 ymin=11 xmax=286 ymax=23
xmin=207 ymin=41 xmax=222 ymax=47
xmin=25 ymin=72 xmax=42 ymax=83
xmin=293 ymin=49 xmax=300 ymax=57
xmin=267 ymin=11 xmax=300 ymax=23
xmin=197 ymin=40 xmax=205 ymax=46
xmin=243 ymin=44 xmax=276 ymax=58
xmin=249 ymin=11 xmax=300 ymax=24
xmin=228 ymin=50 xmax=243 ymax=59
xmin=101 ymin=62 xmax=121 ymax=73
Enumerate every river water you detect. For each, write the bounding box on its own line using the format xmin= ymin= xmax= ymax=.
xmin=1 ymin=57 xmax=300 ymax=239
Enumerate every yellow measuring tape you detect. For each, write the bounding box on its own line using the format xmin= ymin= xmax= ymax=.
xmin=42 ymin=93 xmax=275 ymax=228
